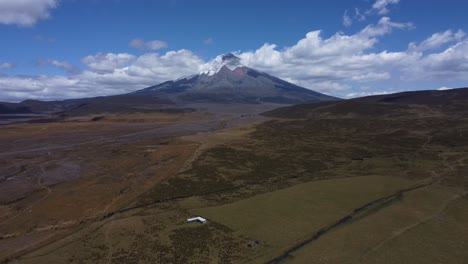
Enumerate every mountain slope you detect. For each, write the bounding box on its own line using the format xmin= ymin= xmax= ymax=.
xmin=133 ymin=53 xmax=339 ymax=104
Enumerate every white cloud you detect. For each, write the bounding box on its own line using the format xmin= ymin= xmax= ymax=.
xmin=236 ymin=18 xmax=467 ymax=97
xmin=360 ymin=17 xmax=413 ymax=38
xmin=129 ymin=38 xmax=168 ymax=51
xmin=297 ymin=80 xmax=351 ymax=93
xmin=455 ymin=30 xmax=466 ymax=41
xmin=407 ymin=40 xmax=468 ymax=80
xmin=0 ymin=75 xmax=81 ymax=101
xmin=371 ymin=0 xmax=400 ymax=15
xmin=0 ymin=49 xmax=204 ymax=101
xmin=408 ymin=30 xmax=466 ymax=52
xmin=79 ymin=50 xmax=203 ymax=91
xmin=238 ymin=17 xmax=413 ymax=91
xmin=0 ymin=0 xmax=58 ymax=26
xmin=0 ymin=62 xmax=15 ymax=69
xmin=81 ymin=53 xmax=136 ymax=73
xmin=350 ymin=72 xmax=391 ymax=82
xmin=126 ymin=50 xmax=203 ymax=80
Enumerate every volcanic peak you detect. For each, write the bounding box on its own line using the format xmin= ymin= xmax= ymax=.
xmin=200 ymin=53 xmax=243 ymax=76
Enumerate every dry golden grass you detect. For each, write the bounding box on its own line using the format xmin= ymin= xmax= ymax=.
xmin=0 ymin=112 xmax=214 ymax=262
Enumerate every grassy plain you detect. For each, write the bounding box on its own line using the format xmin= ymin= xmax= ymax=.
xmin=193 ymin=175 xmax=416 ymax=262
xmin=285 ymin=185 xmax=468 ymax=264
xmin=3 ymin=98 xmax=468 ymax=263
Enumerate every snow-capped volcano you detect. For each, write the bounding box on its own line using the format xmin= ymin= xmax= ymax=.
xmin=133 ymin=53 xmax=339 ymax=104
xmin=200 ymin=53 xmax=243 ymax=76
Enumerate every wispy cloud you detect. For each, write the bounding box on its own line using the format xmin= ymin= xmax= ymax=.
xmin=0 ymin=62 xmax=16 ymax=70
xmin=408 ymin=30 xmax=466 ymax=52
xmin=370 ymin=0 xmax=400 ymax=15
xmin=342 ymin=7 xmax=367 ymax=27
xmin=343 ymin=10 xmax=352 ymax=27
xmin=35 ymin=34 xmax=57 ymax=43
xmin=203 ymin=37 xmax=214 ymax=45
xmin=35 ymin=59 xmax=81 ymax=74
xmin=129 ymin=38 xmax=168 ymax=51
xmin=355 ymin=8 xmax=366 ymax=22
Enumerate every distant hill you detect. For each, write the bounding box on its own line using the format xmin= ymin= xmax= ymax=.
xmin=0 ymin=103 xmax=32 ymax=114
xmin=0 ymin=95 xmax=182 ymax=117
xmin=263 ymin=87 xmax=468 ymax=119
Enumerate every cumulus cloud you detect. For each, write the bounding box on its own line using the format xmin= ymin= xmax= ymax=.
xmin=0 ymin=62 xmax=15 ymax=70
xmin=129 ymin=38 xmax=168 ymax=51
xmin=455 ymin=30 xmax=466 ymax=41
xmin=370 ymin=0 xmax=400 ymax=15
xmin=0 ymin=50 xmax=204 ymax=101
xmin=125 ymin=50 xmax=203 ymax=80
xmin=404 ymin=40 xmax=468 ymax=81
xmin=0 ymin=75 xmax=81 ymax=101
xmin=238 ymin=17 xmax=414 ymax=93
xmin=81 ymin=53 xmax=136 ymax=73
xmin=235 ymin=17 xmax=468 ymax=97
xmin=0 ymin=0 xmax=59 ymax=26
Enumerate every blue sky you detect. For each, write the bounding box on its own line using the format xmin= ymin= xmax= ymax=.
xmin=0 ymin=0 xmax=467 ymax=101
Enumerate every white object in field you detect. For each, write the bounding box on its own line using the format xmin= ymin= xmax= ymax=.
xmin=186 ymin=216 xmax=207 ymax=224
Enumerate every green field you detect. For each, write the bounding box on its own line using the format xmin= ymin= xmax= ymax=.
xmin=285 ymin=186 xmax=468 ymax=264
xmin=193 ymin=175 xmax=416 ymax=262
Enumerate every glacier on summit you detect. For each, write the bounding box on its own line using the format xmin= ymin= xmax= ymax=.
xmin=199 ymin=53 xmax=243 ymax=76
